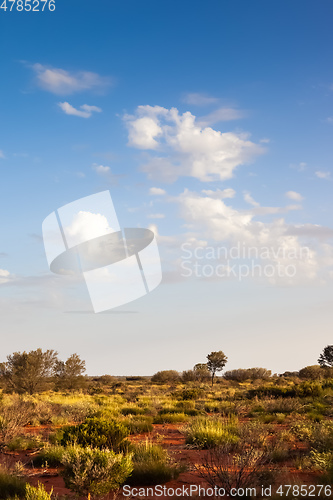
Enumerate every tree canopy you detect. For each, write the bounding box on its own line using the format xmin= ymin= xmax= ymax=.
xmin=318 ymin=345 xmax=333 ymax=368
xmin=206 ymin=350 xmax=228 ymax=386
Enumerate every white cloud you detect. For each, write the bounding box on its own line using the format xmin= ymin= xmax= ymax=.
xmin=149 ymin=187 xmax=166 ymax=196
xmin=0 ymin=150 xmax=4 ymax=159
xmin=198 ymin=107 xmax=245 ymax=127
xmin=148 ymin=213 xmax=165 ymax=219
xmin=65 ymin=211 xmax=115 ymax=245
xmin=182 ymin=92 xmax=219 ymax=106
xmin=0 ymin=269 xmax=11 ymax=284
xmin=325 ymin=117 xmax=333 ymax=124
xmin=124 ymin=105 xmax=264 ymax=182
xmin=174 ymin=189 xmax=330 ymax=284
xmin=93 ymin=164 xmax=110 ymax=175
xmin=285 ymin=191 xmax=304 ymax=201
xmin=32 ymin=63 xmax=111 ymax=95
xmin=315 ymin=170 xmax=331 ymax=180
xmin=202 ymin=188 xmax=235 ymax=199
xmin=244 ymin=191 xmax=260 ymax=207
xmin=260 ymin=138 xmax=270 ymax=144
xmin=58 ymin=102 xmax=102 ymax=118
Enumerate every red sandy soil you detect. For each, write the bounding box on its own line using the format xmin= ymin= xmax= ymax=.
xmin=0 ymin=423 xmax=323 ymax=500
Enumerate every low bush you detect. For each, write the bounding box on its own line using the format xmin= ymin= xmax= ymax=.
xmin=153 ymin=412 xmax=188 ymax=424
xmin=25 ymin=482 xmax=53 ymax=500
xmin=126 ymin=440 xmax=182 ymax=486
xmin=33 ymin=445 xmax=66 ymax=467
xmin=0 ymin=469 xmax=26 ymax=499
xmin=123 ymin=416 xmax=153 ymax=434
xmin=151 ymin=371 xmax=180 ymax=383
xmin=61 ymin=446 xmax=133 ymax=497
xmin=184 ymin=416 xmax=239 ymax=449
xmin=61 ymin=417 xmax=129 ymax=452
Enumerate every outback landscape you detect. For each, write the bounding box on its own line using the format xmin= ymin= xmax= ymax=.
xmin=0 ymin=348 xmax=332 ymax=499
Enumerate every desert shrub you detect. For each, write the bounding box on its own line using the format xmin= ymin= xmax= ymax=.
xmin=123 ymin=416 xmax=153 ymax=434
xmin=33 ymin=445 xmax=66 ymax=467
xmin=247 ymin=386 xmax=296 ymax=399
xmin=121 ymin=406 xmax=144 ymax=416
xmin=184 ymin=416 xmax=239 ymax=449
xmin=291 ymin=421 xmax=333 ymax=452
xmin=0 ymin=398 xmax=34 ymax=445
xmin=204 ymin=401 xmax=220 ymax=413
xmin=61 ymin=446 xmax=132 ymax=497
xmin=151 ymin=371 xmax=180 ymax=383
xmin=58 ymin=401 xmax=97 ymax=424
xmin=196 ymin=440 xmax=275 ymax=497
xmin=181 ymin=370 xmax=197 ymax=382
xmin=0 ymin=470 xmax=26 ymax=499
xmin=153 ymin=412 xmax=188 ymax=424
xmin=180 ymin=388 xmax=200 ymax=400
xmin=126 ymin=440 xmax=182 ymax=486
xmin=25 ymin=482 xmax=53 ymax=500
xmin=224 ymin=368 xmax=271 ymax=382
xmin=61 ymin=417 xmax=129 ymax=452
xmin=7 ymin=435 xmax=44 ymax=452
xmin=299 ymin=365 xmax=325 ymax=380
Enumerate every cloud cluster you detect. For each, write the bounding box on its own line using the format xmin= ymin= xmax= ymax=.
xmin=32 ymin=64 xmax=111 ymax=95
xmin=124 ymin=105 xmax=264 ymax=182
xmin=58 ymin=102 xmax=102 ymax=118
xmin=160 ymin=188 xmax=333 ymax=285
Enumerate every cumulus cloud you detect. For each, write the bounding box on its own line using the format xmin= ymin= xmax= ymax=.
xmin=149 ymin=187 xmax=166 ymax=196
xmin=32 ymin=63 xmax=111 ymax=95
xmin=124 ymin=105 xmax=264 ymax=182
xmin=315 ymin=171 xmax=331 ymax=180
xmin=0 ymin=269 xmax=11 ymax=284
xmin=93 ymin=164 xmax=110 ymax=175
xmin=182 ymin=92 xmax=219 ymax=106
xmin=65 ymin=211 xmax=115 ymax=246
xmin=58 ymin=102 xmax=102 ymax=118
xmin=173 ymin=189 xmax=332 ymax=284
xmin=285 ymin=191 xmax=304 ymax=201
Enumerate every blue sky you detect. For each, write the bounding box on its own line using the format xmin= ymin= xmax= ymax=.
xmin=0 ymin=0 xmax=333 ymax=375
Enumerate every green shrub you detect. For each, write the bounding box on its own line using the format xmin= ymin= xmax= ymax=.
xmin=25 ymin=482 xmax=53 ymax=500
xmin=61 ymin=417 xmax=129 ymax=452
xmin=127 ymin=440 xmax=182 ymax=486
xmin=184 ymin=416 xmax=239 ymax=449
xmin=123 ymin=416 xmax=153 ymax=434
xmin=0 ymin=470 xmax=26 ymax=499
xmin=33 ymin=446 xmax=66 ymax=467
xmin=61 ymin=446 xmax=133 ymax=497
xmin=7 ymin=435 xmax=44 ymax=452
xmin=153 ymin=412 xmax=188 ymax=424
xmin=121 ymin=406 xmax=144 ymax=416
xmin=151 ymin=371 xmax=180 ymax=383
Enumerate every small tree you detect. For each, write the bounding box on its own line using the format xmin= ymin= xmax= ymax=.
xmin=318 ymin=345 xmax=333 ymax=368
xmin=0 ymin=349 xmax=58 ymax=394
xmin=56 ymin=353 xmax=86 ymax=390
xmin=206 ymin=351 xmax=228 ymax=386
xmin=193 ymin=363 xmax=210 ymax=382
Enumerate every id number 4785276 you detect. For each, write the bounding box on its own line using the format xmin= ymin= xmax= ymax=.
xmin=1 ymin=0 xmax=55 ymax=11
